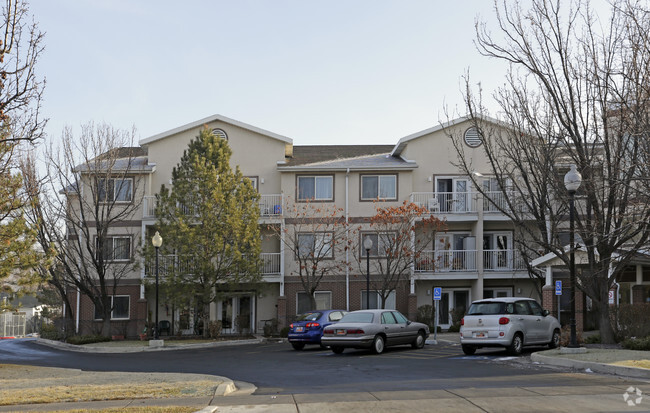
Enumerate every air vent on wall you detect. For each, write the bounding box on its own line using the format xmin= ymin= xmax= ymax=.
xmin=464 ymin=127 xmax=483 ymax=148
xmin=212 ymin=128 xmax=228 ymax=140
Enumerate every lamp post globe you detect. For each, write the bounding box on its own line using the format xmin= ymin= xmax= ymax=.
xmin=363 ymin=236 xmax=373 ymax=310
xmin=563 ymin=165 xmax=582 ymax=348
xmin=152 ymin=231 xmax=163 ymax=340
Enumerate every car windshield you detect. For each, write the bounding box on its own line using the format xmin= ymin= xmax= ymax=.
xmin=296 ymin=312 xmax=322 ymax=321
xmin=339 ymin=312 xmax=374 ymax=323
xmin=467 ymin=302 xmax=507 ymax=315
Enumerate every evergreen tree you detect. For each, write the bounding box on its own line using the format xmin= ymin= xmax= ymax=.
xmin=155 ymin=127 xmax=262 ymax=336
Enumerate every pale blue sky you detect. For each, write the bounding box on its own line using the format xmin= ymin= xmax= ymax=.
xmin=28 ymin=1 xmax=574 ymax=146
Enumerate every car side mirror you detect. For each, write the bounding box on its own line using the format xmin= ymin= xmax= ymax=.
xmin=407 ymin=320 xmax=412 ymax=325
xmin=542 ymin=309 xmax=550 ymax=317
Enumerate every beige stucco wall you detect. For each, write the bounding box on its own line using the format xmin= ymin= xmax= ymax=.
xmin=144 ymin=121 xmax=287 ymax=196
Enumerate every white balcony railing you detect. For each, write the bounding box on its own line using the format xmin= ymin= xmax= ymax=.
xmin=415 ymin=249 xmax=523 ymax=273
xmin=143 ymin=194 xmax=283 ymax=218
xmin=143 ymin=196 xmax=157 ymax=218
xmin=415 ymin=250 xmax=477 ymax=272
xmin=149 ymin=253 xmax=281 ymax=276
xmin=411 ymin=192 xmax=475 ymax=213
xmin=261 ymin=253 xmax=281 ymax=274
xmin=259 ymin=194 xmax=283 ymax=216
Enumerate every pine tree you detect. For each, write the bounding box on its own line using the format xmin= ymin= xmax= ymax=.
xmin=155 ymin=127 xmax=262 ymax=336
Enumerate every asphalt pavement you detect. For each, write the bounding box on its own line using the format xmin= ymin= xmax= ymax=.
xmin=1 ymin=333 xmax=648 ymax=412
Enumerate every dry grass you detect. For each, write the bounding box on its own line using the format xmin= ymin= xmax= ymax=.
xmin=0 ymin=364 xmax=222 ymax=406
xmin=610 ymin=359 xmax=650 ymax=369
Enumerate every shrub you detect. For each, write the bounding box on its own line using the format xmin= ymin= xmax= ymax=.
xmin=66 ymin=335 xmax=111 ymax=345
xmin=559 ymin=325 xmax=583 ymax=347
xmin=208 ymin=320 xmax=222 ymax=338
xmin=280 ymin=326 xmax=290 ymax=338
xmin=614 ymin=304 xmax=650 ymax=340
xmin=416 ymin=305 xmax=435 ymax=329
xmin=583 ymin=333 xmax=600 ymax=344
xmin=40 ymin=323 xmax=61 ymax=340
xmin=622 ymin=336 xmax=650 ymax=351
xmin=263 ymin=318 xmax=279 ymax=337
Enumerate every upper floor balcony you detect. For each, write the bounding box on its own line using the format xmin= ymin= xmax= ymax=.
xmin=143 ymin=194 xmax=283 ymax=220
xmin=410 ymin=191 xmax=512 ymax=217
xmin=414 ymin=249 xmax=526 ymax=273
xmin=145 ymin=252 xmax=282 ymax=277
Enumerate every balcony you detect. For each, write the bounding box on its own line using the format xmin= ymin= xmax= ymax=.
xmin=143 ymin=194 xmax=283 ymax=219
xmin=146 ymin=252 xmax=282 ymax=277
xmin=411 ymin=191 xmax=514 ymax=215
xmin=415 ymin=249 xmax=524 ymax=273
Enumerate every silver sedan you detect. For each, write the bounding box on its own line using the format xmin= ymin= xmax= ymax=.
xmin=320 ymin=309 xmax=430 ymax=354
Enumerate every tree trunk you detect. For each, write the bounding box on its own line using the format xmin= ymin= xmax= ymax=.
xmin=598 ymin=296 xmax=616 ymax=344
xmin=309 ymin=293 xmax=317 ymax=311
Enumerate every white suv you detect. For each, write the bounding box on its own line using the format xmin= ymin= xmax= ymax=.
xmin=459 ymin=297 xmax=561 ymax=355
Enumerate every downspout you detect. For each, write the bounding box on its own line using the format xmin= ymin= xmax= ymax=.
xmin=75 ymin=287 xmax=80 ymax=334
xmin=345 ymin=168 xmax=350 ymax=311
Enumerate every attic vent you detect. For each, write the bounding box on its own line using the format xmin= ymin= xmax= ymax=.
xmin=464 ymin=127 xmax=483 ymax=148
xmin=212 ymin=128 xmax=228 ymax=140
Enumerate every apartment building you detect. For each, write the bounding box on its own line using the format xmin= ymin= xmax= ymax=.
xmin=65 ymin=114 xmax=649 ymax=337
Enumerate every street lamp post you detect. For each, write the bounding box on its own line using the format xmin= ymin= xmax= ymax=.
xmin=363 ymin=236 xmax=373 ymax=310
xmin=152 ymin=231 xmax=163 ymax=340
xmin=564 ymin=165 xmax=582 ymax=348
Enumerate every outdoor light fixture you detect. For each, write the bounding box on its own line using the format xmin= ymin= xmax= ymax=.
xmin=363 ymin=236 xmax=374 ymax=310
xmin=563 ymin=165 xmax=582 ymax=348
xmin=152 ymin=231 xmax=163 ymax=340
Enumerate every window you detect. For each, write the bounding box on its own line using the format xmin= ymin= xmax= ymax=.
xmin=361 ymin=175 xmax=397 ymax=200
xmin=94 ymin=295 xmax=130 ymax=320
xmin=361 ymin=232 xmax=394 ymax=257
xmin=297 ymin=291 xmax=331 ymax=314
xmin=297 ymin=233 xmax=333 ymax=259
xmin=381 ymin=312 xmax=397 ymax=324
xmin=98 ymin=236 xmax=131 ymax=261
xmin=297 ymin=176 xmax=333 ymax=201
xmin=98 ymin=178 xmax=133 ymax=202
xmin=361 ymin=290 xmax=396 ymax=309
xmin=244 ymin=176 xmax=258 ymax=191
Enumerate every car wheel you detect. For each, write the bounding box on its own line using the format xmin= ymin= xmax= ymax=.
xmin=507 ymin=333 xmax=523 ymax=356
xmin=331 ymin=346 xmax=344 ymax=354
xmin=549 ymin=329 xmax=561 ymax=349
xmin=411 ymin=331 xmax=426 ymax=349
xmin=291 ymin=343 xmax=305 ymax=351
xmin=462 ymin=344 xmax=476 ymax=355
xmin=372 ymin=335 xmax=385 ymax=354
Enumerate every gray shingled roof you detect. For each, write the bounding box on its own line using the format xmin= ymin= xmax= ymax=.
xmin=279 ymin=145 xmax=416 ymax=170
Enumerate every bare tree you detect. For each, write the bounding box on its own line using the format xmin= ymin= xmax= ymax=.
xmin=448 ymin=0 xmax=650 ymax=343
xmin=24 ymin=123 xmax=144 ymax=337
xmin=352 ymin=201 xmax=446 ymax=309
xmin=268 ymin=198 xmax=349 ymax=311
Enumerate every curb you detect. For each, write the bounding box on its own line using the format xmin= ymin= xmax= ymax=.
xmin=531 ymin=351 xmax=650 ymax=379
xmin=35 ymin=337 xmax=266 ymax=353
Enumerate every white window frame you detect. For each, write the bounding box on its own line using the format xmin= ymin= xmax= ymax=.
xmin=361 ymin=232 xmax=395 ymax=258
xmin=297 ymin=232 xmax=334 ymax=259
xmin=98 ymin=236 xmax=132 ymax=262
xmin=297 ymin=175 xmax=333 ymax=201
xmin=360 ymin=174 xmax=397 ymax=201
xmin=296 ymin=291 xmax=332 ymax=314
xmin=94 ymin=295 xmax=130 ymax=320
xmin=98 ymin=178 xmax=133 ymax=203
xmin=361 ymin=290 xmax=396 ymax=310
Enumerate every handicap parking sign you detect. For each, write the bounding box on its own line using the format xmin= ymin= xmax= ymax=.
xmin=433 ymin=287 xmax=442 ymax=300
xmin=555 ymin=280 xmax=562 ymax=295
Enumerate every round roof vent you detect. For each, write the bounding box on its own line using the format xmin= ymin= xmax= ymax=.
xmin=212 ymin=128 xmax=228 ymax=140
xmin=464 ymin=127 xmax=483 ymax=148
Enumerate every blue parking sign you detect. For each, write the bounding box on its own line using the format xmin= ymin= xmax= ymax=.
xmin=555 ymin=280 xmax=562 ymax=295
xmin=433 ymin=287 xmax=442 ymax=300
